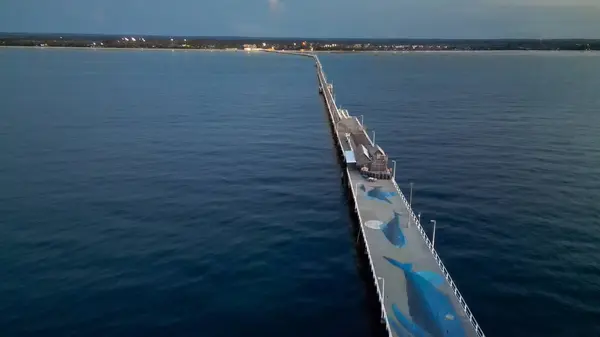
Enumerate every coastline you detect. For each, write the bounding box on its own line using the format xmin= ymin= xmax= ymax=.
xmin=2 ymin=45 xmax=598 ymax=55
xmin=0 ymin=45 xmax=242 ymax=52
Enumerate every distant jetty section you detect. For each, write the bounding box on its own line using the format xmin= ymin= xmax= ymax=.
xmin=1 ymin=33 xmax=599 ymax=51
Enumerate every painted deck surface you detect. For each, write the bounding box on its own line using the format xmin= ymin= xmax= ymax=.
xmin=348 ymin=169 xmax=479 ymax=337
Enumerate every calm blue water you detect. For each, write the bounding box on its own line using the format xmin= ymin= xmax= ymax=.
xmin=1 ymin=48 xmax=599 ymax=337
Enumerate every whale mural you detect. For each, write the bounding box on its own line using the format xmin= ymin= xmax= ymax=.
xmin=391 ymin=303 xmax=430 ymax=337
xmin=381 ymin=212 xmax=406 ymax=248
xmin=384 ymin=256 xmax=466 ymax=337
xmin=365 ymin=186 xmax=397 ymax=204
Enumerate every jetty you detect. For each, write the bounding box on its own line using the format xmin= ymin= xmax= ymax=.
xmin=268 ymin=50 xmax=486 ymax=337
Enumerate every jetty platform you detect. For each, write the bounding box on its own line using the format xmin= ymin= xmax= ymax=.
xmin=268 ymin=50 xmax=486 ymax=337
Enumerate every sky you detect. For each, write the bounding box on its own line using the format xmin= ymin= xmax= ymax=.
xmin=1 ymin=0 xmax=599 ymax=38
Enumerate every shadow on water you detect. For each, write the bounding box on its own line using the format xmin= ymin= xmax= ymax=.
xmin=319 ymin=93 xmax=388 ymax=337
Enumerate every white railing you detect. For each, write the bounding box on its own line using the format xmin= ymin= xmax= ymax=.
xmin=316 ymin=64 xmax=343 ymax=121
xmin=317 ymin=73 xmax=341 ymax=129
xmin=390 ymin=180 xmax=486 ymax=337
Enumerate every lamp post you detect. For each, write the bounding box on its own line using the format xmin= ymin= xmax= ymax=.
xmin=409 ymin=182 xmax=414 ymax=226
xmin=430 ymin=220 xmax=437 ymax=248
xmin=355 ymin=182 xmax=362 ymax=244
xmin=392 ymin=160 xmax=396 ymax=180
xmin=409 ymin=182 xmax=413 ymax=209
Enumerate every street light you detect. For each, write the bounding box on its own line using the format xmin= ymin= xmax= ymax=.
xmin=409 ymin=182 xmax=414 ymax=226
xmin=377 ymin=276 xmax=385 ymax=320
xmin=377 ymin=276 xmax=385 ymax=296
xmin=392 ymin=160 xmax=396 ymax=180
xmin=409 ymin=182 xmax=413 ymax=208
xmin=430 ymin=220 xmax=437 ymax=248
xmin=355 ymin=182 xmax=362 ymax=244
xmin=418 ymin=212 xmax=421 ymax=225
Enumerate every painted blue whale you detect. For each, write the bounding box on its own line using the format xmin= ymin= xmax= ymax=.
xmin=366 ymin=186 xmax=396 ymax=204
xmin=390 ymin=303 xmax=429 ymax=337
xmin=381 ymin=212 xmax=406 ymax=248
xmin=384 ymin=257 xmax=466 ymax=337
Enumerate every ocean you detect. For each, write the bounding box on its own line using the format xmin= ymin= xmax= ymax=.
xmin=1 ymin=48 xmax=599 ymax=337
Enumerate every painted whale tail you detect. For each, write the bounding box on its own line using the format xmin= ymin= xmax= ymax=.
xmin=383 ymin=256 xmax=413 ymax=272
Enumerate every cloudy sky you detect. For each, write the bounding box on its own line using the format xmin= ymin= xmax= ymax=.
xmin=1 ymin=0 xmax=599 ymax=38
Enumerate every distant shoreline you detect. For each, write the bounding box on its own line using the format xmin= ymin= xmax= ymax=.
xmin=2 ymin=35 xmax=598 ymax=52
xmin=2 ymin=45 xmax=598 ymax=55
xmin=0 ymin=45 xmax=242 ymax=52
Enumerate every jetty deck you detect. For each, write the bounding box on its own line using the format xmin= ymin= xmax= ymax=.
xmin=267 ymin=50 xmax=485 ymax=337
